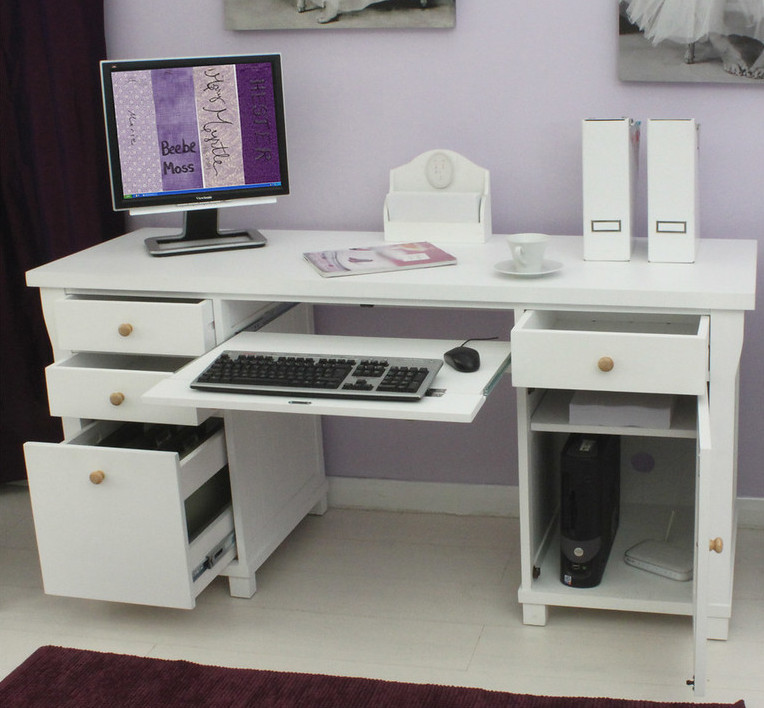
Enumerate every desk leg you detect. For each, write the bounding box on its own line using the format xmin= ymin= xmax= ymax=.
xmin=311 ymin=495 xmax=329 ymax=515
xmin=523 ymin=603 xmax=549 ymax=626
xmin=228 ymin=573 xmax=258 ymax=599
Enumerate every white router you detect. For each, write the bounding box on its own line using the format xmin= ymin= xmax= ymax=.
xmin=624 ymin=510 xmax=693 ymax=582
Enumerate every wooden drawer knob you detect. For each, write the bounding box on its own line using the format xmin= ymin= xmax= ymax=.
xmin=597 ymin=356 xmax=614 ymax=372
xmin=709 ymin=537 xmax=723 ymax=553
xmin=118 ymin=323 xmax=133 ymax=337
xmin=89 ymin=470 xmax=106 ymax=485
xmin=109 ymin=392 xmax=125 ymax=406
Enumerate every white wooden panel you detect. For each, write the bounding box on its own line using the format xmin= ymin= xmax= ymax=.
xmin=54 ymin=297 xmax=215 ymax=355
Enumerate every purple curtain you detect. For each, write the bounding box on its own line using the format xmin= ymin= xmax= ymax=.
xmin=0 ymin=1 xmax=125 ymax=482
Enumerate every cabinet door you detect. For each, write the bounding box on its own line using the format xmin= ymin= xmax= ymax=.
xmin=692 ymin=391 xmax=712 ymax=695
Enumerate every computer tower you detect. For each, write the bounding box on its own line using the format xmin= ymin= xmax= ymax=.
xmin=560 ymin=433 xmax=620 ymax=588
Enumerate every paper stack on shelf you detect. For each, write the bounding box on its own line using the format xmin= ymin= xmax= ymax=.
xmin=569 ymin=390 xmax=674 ymax=428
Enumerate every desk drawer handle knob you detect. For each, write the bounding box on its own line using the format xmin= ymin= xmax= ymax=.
xmin=118 ymin=323 xmax=133 ymax=337
xmin=109 ymin=392 xmax=125 ymax=406
xmin=89 ymin=470 xmax=106 ymax=485
xmin=709 ymin=537 xmax=724 ymax=553
xmin=598 ymin=356 xmax=614 ymax=372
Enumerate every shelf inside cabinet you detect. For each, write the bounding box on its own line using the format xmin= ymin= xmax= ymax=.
xmin=520 ymin=503 xmax=695 ymax=616
xmin=530 ymin=390 xmax=697 ymax=439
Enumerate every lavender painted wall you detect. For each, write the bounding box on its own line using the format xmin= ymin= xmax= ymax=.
xmin=104 ymin=1 xmax=764 ymax=497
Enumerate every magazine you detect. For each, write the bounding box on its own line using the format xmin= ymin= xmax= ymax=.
xmin=303 ymin=241 xmax=456 ymax=277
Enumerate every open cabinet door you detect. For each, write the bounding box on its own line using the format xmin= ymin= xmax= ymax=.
xmin=692 ymin=390 xmax=712 ymax=696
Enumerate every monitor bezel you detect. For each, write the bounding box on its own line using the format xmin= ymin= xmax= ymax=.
xmin=100 ymin=53 xmax=290 ymax=214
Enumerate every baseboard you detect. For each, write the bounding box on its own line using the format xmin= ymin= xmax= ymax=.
xmin=738 ymin=497 xmax=764 ymax=528
xmin=7 ymin=475 xmax=763 ymax=526
xmin=327 ymin=477 xmax=764 ymax=527
xmin=327 ymin=476 xmax=519 ymax=517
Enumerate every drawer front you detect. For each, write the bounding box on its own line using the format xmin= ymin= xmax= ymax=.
xmin=54 ymin=297 xmax=215 ymax=355
xmin=45 ymin=354 xmax=205 ymax=426
xmin=23 ymin=424 xmax=230 ymax=609
xmin=511 ymin=311 xmax=709 ymax=395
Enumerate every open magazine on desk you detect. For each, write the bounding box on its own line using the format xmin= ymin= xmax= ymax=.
xmin=303 ymin=241 xmax=456 ymax=277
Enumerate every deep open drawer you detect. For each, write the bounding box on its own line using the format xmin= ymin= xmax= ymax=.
xmin=23 ymin=420 xmax=234 ymax=609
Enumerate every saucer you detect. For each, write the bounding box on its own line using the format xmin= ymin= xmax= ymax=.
xmin=494 ymin=259 xmax=564 ymax=277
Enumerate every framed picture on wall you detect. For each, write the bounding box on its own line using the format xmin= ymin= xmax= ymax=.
xmin=225 ymin=0 xmax=456 ymax=30
xmin=618 ymin=0 xmax=764 ymax=83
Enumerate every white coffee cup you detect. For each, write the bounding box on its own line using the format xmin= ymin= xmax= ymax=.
xmin=506 ymin=233 xmax=549 ymax=272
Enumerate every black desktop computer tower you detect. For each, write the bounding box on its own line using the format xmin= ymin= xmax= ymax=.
xmin=560 ymin=433 xmax=620 ymax=588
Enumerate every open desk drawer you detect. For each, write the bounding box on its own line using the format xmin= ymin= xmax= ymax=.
xmin=511 ymin=311 xmax=709 ymax=395
xmin=23 ymin=421 xmax=234 ymax=609
xmin=45 ymin=353 xmax=208 ymax=426
xmin=144 ymin=332 xmax=512 ymax=423
xmin=54 ymin=296 xmax=216 ymax=356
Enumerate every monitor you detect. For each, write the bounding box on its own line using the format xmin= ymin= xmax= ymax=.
xmin=100 ymin=54 xmax=289 ymax=256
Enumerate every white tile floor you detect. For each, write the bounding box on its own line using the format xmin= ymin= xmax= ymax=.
xmin=1 ymin=482 xmax=762 ymax=706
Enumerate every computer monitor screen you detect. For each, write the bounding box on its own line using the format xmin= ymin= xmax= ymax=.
xmin=100 ymin=53 xmax=289 ymax=255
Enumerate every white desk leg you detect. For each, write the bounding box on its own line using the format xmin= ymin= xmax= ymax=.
xmin=311 ymin=495 xmax=329 ymax=515
xmin=523 ymin=603 xmax=549 ymax=626
xmin=516 ymin=382 xmax=552 ymax=626
xmin=228 ymin=573 xmax=257 ymax=599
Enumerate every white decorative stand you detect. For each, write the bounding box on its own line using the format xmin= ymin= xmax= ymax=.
xmin=383 ymin=149 xmax=491 ymax=243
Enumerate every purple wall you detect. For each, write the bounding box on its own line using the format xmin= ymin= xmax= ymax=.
xmin=105 ymin=1 xmax=764 ymax=497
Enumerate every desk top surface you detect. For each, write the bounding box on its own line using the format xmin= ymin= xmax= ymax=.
xmin=27 ymin=229 xmax=757 ymax=312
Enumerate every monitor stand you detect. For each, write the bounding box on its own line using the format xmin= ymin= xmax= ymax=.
xmin=144 ymin=209 xmax=267 ymax=257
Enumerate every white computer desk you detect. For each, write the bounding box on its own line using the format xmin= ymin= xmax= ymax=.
xmin=24 ymin=228 xmax=757 ymax=692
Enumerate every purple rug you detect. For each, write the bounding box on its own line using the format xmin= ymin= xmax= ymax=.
xmin=0 ymin=646 xmax=746 ymax=708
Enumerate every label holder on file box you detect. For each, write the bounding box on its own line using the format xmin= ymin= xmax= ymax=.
xmin=591 ymin=220 xmax=622 ymax=233
xmin=656 ymin=221 xmax=688 ymax=234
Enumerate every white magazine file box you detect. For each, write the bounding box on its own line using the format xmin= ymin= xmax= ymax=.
xmin=582 ymin=118 xmax=640 ymax=261
xmin=647 ymin=119 xmax=700 ymax=263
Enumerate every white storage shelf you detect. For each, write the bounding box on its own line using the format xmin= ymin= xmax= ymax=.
xmin=523 ymin=502 xmax=695 ymax=616
xmin=513 ymin=306 xmax=709 ymax=627
xmin=530 ymin=389 xmax=698 ymax=439
xmin=518 ymin=383 xmax=702 ymax=621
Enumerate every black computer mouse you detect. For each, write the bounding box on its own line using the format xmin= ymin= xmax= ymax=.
xmin=444 ymin=345 xmax=480 ymax=373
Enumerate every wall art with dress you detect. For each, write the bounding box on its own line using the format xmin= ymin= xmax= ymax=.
xmin=619 ymin=0 xmax=764 ymax=83
xmin=225 ymin=0 xmax=456 ymax=30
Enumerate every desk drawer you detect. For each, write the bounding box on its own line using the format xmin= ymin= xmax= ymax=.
xmin=24 ymin=420 xmax=234 ymax=609
xmin=511 ymin=311 xmax=709 ymax=395
xmin=54 ymin=296 xmax=216 ymax=355
xmin=45 ymin=353 xmax=206 ymax=426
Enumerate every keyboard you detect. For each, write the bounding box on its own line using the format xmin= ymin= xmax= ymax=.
xmin=191 ymin=351 xmax=444 ymax=401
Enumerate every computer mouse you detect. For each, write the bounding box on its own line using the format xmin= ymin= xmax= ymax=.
xmin=444 ymin=345 xmax=480 ymax=373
